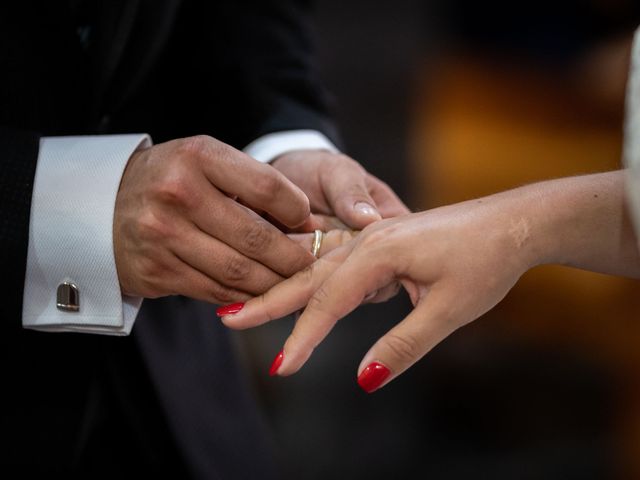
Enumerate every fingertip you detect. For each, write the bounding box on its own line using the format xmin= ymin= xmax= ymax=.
xmin=217 ymin=303 xmax=249 ymax=329
xmin=295 ymin=214 xmax=324 ymax=233
xmin=219 ymin=314 xmax=245 ymax=329
xmin=269 ymin=349 xmax=284 ymax=376
xmin=218 ymin=300 xmax=259 ymax=330
xmin=272 ymin=340 xmax=313 ymax=377
xmin=354 ymin=202 xmax=382 ymax=222
xmin=286 ymin=188 xmax=312 ymax=229
xmin=340 ymin=201 xmax=382 ymax=229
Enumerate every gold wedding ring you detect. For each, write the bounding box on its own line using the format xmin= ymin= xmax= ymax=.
xmin=311 ymin=229 xmax=324 ymax=258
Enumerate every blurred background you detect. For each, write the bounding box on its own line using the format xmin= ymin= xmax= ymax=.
xmin=234 ymin=1 xmax=640 ymax=479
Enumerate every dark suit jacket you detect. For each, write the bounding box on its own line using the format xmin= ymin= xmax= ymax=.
xmin=0 ymin=1 xmax=337 ymax=477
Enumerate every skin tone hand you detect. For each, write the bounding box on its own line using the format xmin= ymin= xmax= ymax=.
xmin=221 ymin=170 xmax=640 ymax=392
xmin=113 ymin=135 xmax=316 ymax=304
xmin=268 ymin=149 xmax=410 ymax=306
xmin=271 ymin=150 xmax=410 ymax=232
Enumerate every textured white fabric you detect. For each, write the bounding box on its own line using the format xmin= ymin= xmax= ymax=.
xmin=243 ymin=129 xmax=338 ymax=163
xmin=623 ymin=27 xmax=640 ymax=249
xmin=23 ymin=135 xmax=150 ymax=335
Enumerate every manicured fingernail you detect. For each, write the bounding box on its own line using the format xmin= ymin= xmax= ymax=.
xmin=269 ymin=350 xmax=284 ymax=376
xmin=357 ymin=362 xmax=391 ymax=393
xmin=355 ymin=202 xmax=381 ymax=220
xmin=216 ymin=302 xmax=244 ymax=317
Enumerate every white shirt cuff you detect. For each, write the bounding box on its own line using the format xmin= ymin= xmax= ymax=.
xmin=22 ymin=134 xmax=151 ymax=335
xmin=243 ymin=129 xmax=339 ymax=163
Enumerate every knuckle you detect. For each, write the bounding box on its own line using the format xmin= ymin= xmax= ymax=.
xmin=135 ymin=258 xmax=172 ymax=297
xmin=340 ymin=229 xmax=357 ymax=246
xmin=322 ymin=154 xmax=366 ymax=185
xmin=337 ymin=154 xmax=365 ymax=173
xmin=155 ymin=172 xmax=193 ymax=207
xmin=292 ymin=191 xmax=310 ymax=221
xmin=222 ymin=256 xmax=251 ymax=283
xmin=359 ymin=219 xmax=402 ymax=248
xmin=136 ymin=210 xmax=172 ymax=242
xmin=346 ymin=182 xmax=370 ymax=200
xmin=179 ymin=134 xmax=214 ymax=158
xmin=137 ymin=257 xmax=160 ymax=279
xmin=297 ymin=264 xmax=316 ymax=285
xmin=241 ymin=220 xmax=273 ymax=254
xmin=384 ymin=333 xmax=421 ymax=364
xmin=306 ymin=285 xmax=332 ymax=313
xmin=253 ymin=171 xmax=283 ymax=200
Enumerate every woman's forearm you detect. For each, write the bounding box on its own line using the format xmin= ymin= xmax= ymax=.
xmin=518 ymin=170 xmax=640 ymax=277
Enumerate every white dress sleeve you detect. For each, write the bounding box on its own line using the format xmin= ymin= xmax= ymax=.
xmin=623 ymin=27 xmax=640 ymax=250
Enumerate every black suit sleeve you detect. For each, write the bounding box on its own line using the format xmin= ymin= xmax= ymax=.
xmin=0 ymin=127 xmax=41 ymax=327
xmin=201 ymin=0 xmax=341 ymax=148
xmin=0 ymin=2 xmax=90 ymax=328
xmin=223 ymin=0 xmax=339 ymax=144
xmin=118 ymin=0 xmax=342 ymax=150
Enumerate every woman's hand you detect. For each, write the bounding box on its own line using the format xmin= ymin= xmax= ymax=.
xmin=222 ymin=195 xmax=535 ymax=391
xmin=221 ymin=171 xmax=640 ymax=392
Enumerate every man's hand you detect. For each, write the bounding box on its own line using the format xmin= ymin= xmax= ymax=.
xmin=271 ymin=150 xmax=410 ymax=231
xmin=113 ymin=135 xmax=315 ymax=304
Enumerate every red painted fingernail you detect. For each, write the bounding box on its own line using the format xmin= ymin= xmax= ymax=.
xmin=357 ymin=362 xmax=391 ymax=393
xmin=216 ymin=302 xmax=244 ymax=317
xmin=269 ymin=350 xmax=284 ymax=376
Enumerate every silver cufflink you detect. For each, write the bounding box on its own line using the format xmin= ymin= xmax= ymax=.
xmin=57 ymin=282 xmax=80 ymax=312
